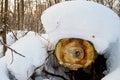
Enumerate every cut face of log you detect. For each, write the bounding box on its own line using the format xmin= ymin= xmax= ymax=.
xmin=55 ymin=38 xmax=97 ymax=70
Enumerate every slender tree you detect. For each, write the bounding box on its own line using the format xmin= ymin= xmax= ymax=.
xmin=17 ymin=0 xmax=20 ymax=30
xmin=20 ymin=0 xmax=24 ymax=30
xmin=13 ymin=0 xmax=17 ymax=30
xmin=0 ymin=0 xmax=3 ymax=24
xmin=1 ymin=0 xmax=8 ymax=55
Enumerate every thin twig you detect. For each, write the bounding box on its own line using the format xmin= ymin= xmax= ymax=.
xmin=11 ymin=31 xmax=18 ymax=40
xmin=0 ymin=40 xmax=25 ymax=57
xmin=22 ymin=31 xmax=29 ymax=37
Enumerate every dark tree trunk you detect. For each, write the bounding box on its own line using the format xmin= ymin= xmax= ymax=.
xmin=13 ymin=0 xmax=17 ymax=30
xmin=2 ymin=0 xmax=8 ymax=56
xmin=17 ymin=0 xmax=20 ymax=30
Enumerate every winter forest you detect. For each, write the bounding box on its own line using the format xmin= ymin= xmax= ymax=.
xmin=0 ymin=0 xmax=120 ymax=80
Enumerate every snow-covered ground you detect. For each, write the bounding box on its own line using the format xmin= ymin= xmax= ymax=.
xmin=0 ymin=57 xmax=10 ymax=80
xmin=0 ymin=0 xmax=120 ymax=80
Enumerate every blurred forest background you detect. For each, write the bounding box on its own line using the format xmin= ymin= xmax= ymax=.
xmin=0 ymin=0 xmax=120 ymax=55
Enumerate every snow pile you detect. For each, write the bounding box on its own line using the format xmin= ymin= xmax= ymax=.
xmin=6 ymin=31 xmax=28 ymax=46
xmin=0 ymin=1 xmax=120 ymax=80
xmin=41 ymin=0 xmax=120 ymax=80
xmin=41 ymin=0 xmax=120 ymax=53
xmin=2 ymin=31 xmax=48 ymax=80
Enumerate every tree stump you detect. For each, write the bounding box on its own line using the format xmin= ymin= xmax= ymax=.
xmin=55 ymin=38 xmax=98 ymax=70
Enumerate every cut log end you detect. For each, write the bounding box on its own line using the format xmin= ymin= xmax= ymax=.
xmin=55 ymin=38 xmax=98 ymax=70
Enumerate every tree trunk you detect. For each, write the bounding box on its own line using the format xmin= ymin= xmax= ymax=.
xmin=13 ymin=0 xmax=17 ymax=30
xmin=0 ymin=0 xmax=3 ymax=25
xmin=21 ymin=0 xmax=24 ymax=30
xmin=55 ymin=38 xmax=98 ymax=70
xmin=1 ymin=0 xmax=8 ymax=56
xmin=17 ymin=0 xmax=20 ymax=30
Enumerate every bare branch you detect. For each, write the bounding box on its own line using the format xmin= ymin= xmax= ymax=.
xmin=21 ymin=31 xmax=29 ymax=37
xmin=11 ymin=31 xmax=18 ymax=40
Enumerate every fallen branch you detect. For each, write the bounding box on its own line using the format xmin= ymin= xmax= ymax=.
xmin=0 ymin=40 xmax=25 ymax=57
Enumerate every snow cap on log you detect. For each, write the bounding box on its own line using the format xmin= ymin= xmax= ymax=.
xmin=41 ymin=0 xmax=120 ymax=53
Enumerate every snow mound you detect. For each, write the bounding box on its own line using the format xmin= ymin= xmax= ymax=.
xmin=41 ymin=0 xmax=120 ymax=53
xmin=5 ymin=31 xmax=48 ymax=80
xmin=41 ymin=1 xmax=120 ymax=80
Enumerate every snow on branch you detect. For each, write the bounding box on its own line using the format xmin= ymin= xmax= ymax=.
xmin=0 ymin=40 xmax=25 ymax=57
